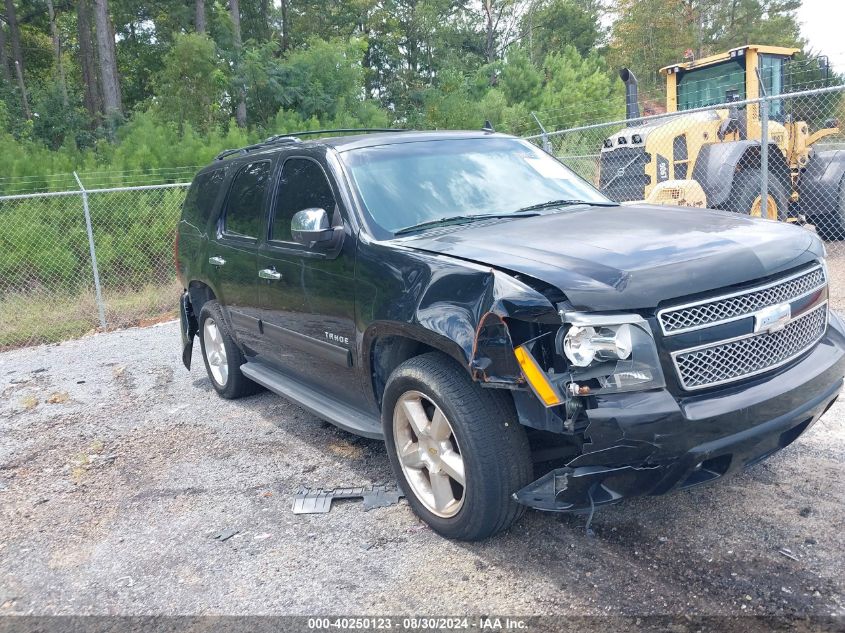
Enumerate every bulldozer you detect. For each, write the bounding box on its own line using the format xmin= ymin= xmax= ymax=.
xmin=598 ymin=45 xmax=845 ymax=239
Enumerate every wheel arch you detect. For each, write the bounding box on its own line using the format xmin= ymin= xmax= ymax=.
xmin=692 ymin=140 xmax=790 ymax=208
xmin=363 ymin=322 xmax=472 ymax=410
xmin=187 ymin=280 xmax=217 ymax=315
xmin=356 ymin=246 xmax=560 ymax=411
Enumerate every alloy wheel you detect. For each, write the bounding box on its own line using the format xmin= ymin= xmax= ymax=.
xmin=203 ymin=318 xmax=229 ymax=387
xmin=393 ymin=390 xmax=465 ymax=518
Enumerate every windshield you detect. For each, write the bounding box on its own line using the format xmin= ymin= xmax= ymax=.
xmin=677 ymin=59 xmax=746 ymax=110
xmin=340 ymin=137 xmax=614 ymax=235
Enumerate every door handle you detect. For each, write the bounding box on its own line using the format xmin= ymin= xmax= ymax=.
xmin=209 ymin=256 xmax=226 ymax=266
xmin=259 ymin=267 xmax=282 ymax=280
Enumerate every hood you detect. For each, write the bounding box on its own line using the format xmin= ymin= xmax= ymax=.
xmin=401 ymin=204 xmax=823 ymax=311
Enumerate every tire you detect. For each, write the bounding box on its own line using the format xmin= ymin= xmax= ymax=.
xmin=724 ymin=169 xmax=789 ymax=221
xmin=382 ymin=352 xmax=533 ymax=541
xmin=812 ymin=177 xmax=845 ymax=241
xmin=198 ymin=301 xmax=260 ymax=399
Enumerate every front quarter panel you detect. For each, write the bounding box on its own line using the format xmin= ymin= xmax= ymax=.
xmin=356 ymin=237 xmax=560 ymax=404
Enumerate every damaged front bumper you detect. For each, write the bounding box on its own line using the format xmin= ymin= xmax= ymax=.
xmin=514 ymin=311 xmax=845 ymax=512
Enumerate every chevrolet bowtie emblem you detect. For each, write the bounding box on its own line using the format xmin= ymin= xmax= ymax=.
xmin=754 ymin=302 xmax=791 ymax=333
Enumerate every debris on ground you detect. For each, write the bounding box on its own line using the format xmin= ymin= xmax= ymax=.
xmin=292 ymin=484 xmax=404 ymax=514
xmin=19 ymin=394 xmax=38 ymax=410
xmin=46 ymin=391 xmax=69 ymax=404
xmin=326 ymin=439 xmax=364 ymax=459
xmin=213 ymin=529 xmax=239 ymax=542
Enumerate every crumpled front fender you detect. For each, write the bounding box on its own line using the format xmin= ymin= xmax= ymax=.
xmin=358 ymin=242 xmax=561 ymax=391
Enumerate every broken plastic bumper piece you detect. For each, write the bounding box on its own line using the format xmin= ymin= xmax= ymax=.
xmin=514 ymin=318 xmax=845 ymax=513
xmin=292 ymin=484 xmax=403 ymax=514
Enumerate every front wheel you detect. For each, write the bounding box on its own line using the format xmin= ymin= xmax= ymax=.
xmin=382 ymin=353 xmax=533 ymax=541
xmin=725 ymin=169 xmax=789 ymax=221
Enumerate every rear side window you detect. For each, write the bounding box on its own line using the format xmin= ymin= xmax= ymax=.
xmin=182 ymin=169 xmax=225 ymax=229
xmin=271 ymin=158 xmax=337 ymax=242
xmin=223 ymin=161 xmax=272 ymax=239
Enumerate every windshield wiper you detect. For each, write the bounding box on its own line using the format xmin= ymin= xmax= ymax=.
xmin=513 ymin=199 xmax=588 ymax=213
xmin=513 ymin=199 xmax=617 ymax=213
xmin=394 ymin=213 xmax=528 ymax=236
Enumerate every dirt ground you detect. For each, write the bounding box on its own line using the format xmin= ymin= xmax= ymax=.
xmin=0 ymin=316 xmax=843 ymax=620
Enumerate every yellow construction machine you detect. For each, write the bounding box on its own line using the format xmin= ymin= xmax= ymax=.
xmin=599 ymin=45 xmax=845 ymax=238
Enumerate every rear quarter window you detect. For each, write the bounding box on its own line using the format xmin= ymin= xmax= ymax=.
xmin=222 ymin=161 xmax=272 ymax=239
xmin=181 ymin=169 xmax=225 ymax=230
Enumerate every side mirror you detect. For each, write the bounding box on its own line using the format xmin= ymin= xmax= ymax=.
xmin=291 ymin=208 xmax=339 ymax=248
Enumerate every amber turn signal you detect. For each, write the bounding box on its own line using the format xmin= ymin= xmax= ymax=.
xmin=514 ymin=345 xmax=562 ymax=407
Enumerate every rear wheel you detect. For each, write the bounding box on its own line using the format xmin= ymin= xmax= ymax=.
xmin=726 ymin=169 xmax=788 ymax=221
xmin=382 ymin=353 xmax=533 ymax=541
xmin=812 ymin=177 xmax=845 ymax=241
xmin=198 ymin=301 xmax=260 ymax=399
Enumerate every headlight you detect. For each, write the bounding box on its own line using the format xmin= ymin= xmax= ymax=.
xmin=563 ymin=324 xmax=633 ymax=366
xmin=557 ymin=314 xmax=665 ymax=394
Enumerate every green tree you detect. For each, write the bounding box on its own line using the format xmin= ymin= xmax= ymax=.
xmin=520 ymin=0 xmax=604 ymax=63
xmin=608 ymin=0 xmax=805 ymax=100
xmin=31 ymin=80 xmax=91 ymax=150
xmin=538 ymin=45 xmax=623 ymax=128
xmin=240 ymin=37 xmax=370 ymax=127
xmin=500 ymin=48 xmax=542 ymax=110
xmin=608 ymin=0 xmax=695 ymax=97
xmin=153 ymin=33 xmax=227 ymax=134
xmin=708 ymin=0 xmax=803 ymax=50
xmin=284 ymin=37 xmax=369 ymax=120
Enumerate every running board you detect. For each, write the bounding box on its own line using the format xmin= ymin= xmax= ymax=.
xmin=240 ymin=361 xmax=383 ymax=439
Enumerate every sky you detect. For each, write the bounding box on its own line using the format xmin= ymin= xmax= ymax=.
xmin=797 ymin=0 xmax=845 ymax=72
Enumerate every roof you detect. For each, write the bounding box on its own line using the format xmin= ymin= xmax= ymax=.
xmin=659 ymin=45 xmax=800 ymax=75
xmin=322 ymin=130 xmax=511 ymax=152
xmin=210 ymin=129 xmax=513 ymax=166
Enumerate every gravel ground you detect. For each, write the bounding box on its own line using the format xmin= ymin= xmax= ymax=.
xmin=0 ymin=319 xmax=843 ymax=618
xmin=824 ymin=250 xmax=845 ymax=314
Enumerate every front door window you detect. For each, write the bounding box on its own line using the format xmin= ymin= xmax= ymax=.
xmin=270 ymin=158 xmax=338 ymax=243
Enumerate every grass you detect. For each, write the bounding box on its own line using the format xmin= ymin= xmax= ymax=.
xmin=0 ymin=279 xmax=181 ymax=350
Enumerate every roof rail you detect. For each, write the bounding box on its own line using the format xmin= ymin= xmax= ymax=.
xmin=214 ymin=137 xmax=301 ymax=161
xmin=214 ymin=128 xmax=409 ymax=161
xmin=271 ymin=128 xmax=409 ymax=140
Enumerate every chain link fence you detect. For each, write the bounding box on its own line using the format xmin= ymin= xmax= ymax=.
xmin=0 ymin=179 xmax=189 ymax=349
xmin=3 ymin=84 xmax=845 ymax=349
xmin=526 ymin=85 xmax=845 ymax=236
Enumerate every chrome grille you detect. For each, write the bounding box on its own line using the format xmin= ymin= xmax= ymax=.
xmin=672 ymin=303 xmax=828 ymax=390
xmin=659 ymin=265 xmax=826 ymax=335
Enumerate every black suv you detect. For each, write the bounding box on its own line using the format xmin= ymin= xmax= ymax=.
xmin=177 ymin=129 xmax=845 ymax=540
